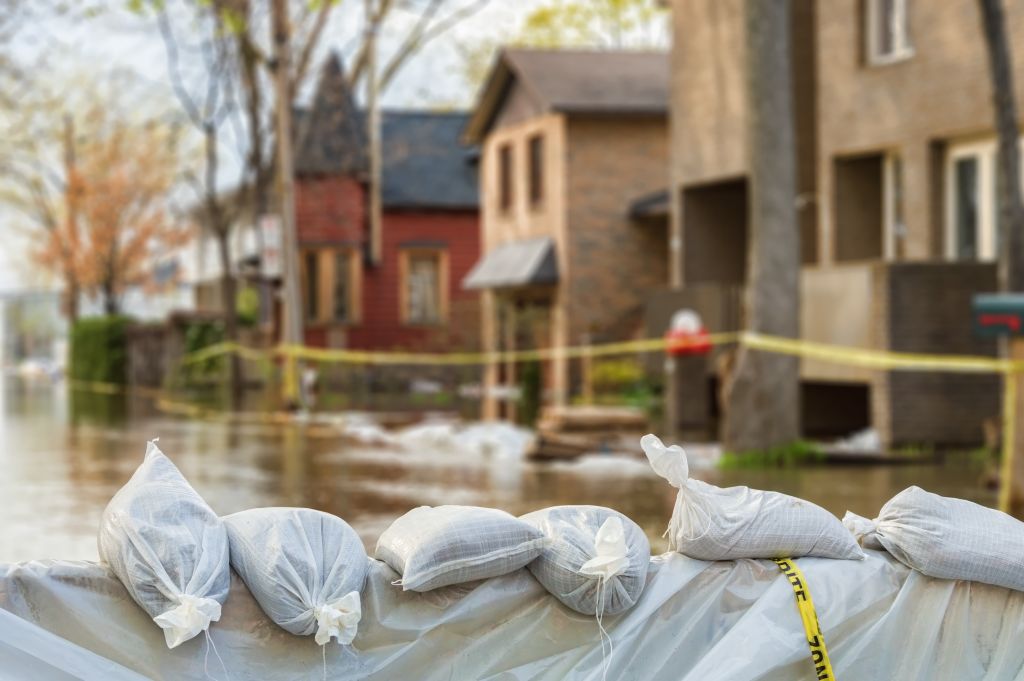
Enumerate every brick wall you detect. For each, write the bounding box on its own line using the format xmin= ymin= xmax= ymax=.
xmin=873 ymin=263 xmax=999 ymax=447
xmin=296 ymin=175 xmax=365 ymax=244
xmin=566 ymin=116 xmax=670 ymax=345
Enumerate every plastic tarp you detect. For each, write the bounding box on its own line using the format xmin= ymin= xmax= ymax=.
xmin=3 ymin=551 xmax=1024 ymax=680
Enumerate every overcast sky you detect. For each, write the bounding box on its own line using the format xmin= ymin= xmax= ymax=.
xmin=1 ymin=1 xmax=546 ymax=293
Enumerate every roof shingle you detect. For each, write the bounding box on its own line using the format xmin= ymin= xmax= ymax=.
xmin=465 ymin=48 xmax=669 ymax=142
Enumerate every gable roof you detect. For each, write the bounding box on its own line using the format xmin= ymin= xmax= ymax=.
xmin=296 ymin=55 xmax=478 ymax=210
xmin=381 ymin=112 xmax=478 ymax=210
xmin=295 ymin=53 xmax=367 ymax=176
xmin=464 ymin=48 xmax=669 ymax=143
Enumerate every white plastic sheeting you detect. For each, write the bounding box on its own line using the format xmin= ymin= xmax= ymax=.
xmin=4 ymin=551 xmax=1024 ymax=680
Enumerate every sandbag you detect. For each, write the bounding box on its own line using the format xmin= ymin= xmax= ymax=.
xmin=223 ymin=508 xmax=369 ymax=645
xmin=375 ymin=505 xmax=547 ymax=591
xmin=97 ymin=440 xmax=230 ymax=648
xmin=844 ymin=485 xmax=1024 ymax=591
xmin=641 ymin=434 xmax=863 ymax=561
xmin=520 ymin=505 xmax=650 ymax=615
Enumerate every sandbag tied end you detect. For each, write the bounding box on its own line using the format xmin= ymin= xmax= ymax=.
xmin=313 ymin=591 xmax=362 ymax=646
xmin=640 ymin=433 xmax=689 ymax=488
xmin=154 ymin=593 xmax=223 ymax=649
xmin=579 ymin=517 xmax=629 ymax=582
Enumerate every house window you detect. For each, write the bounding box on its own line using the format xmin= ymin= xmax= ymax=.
xmin=499 ymin=143 xmax=513 ymax=212
xmin=945 ymin=141 xmax=997 ymax=262
xmin=304 ymin=251 xmax=319 ymax=321
xmin=528 ymin=134 xmax=544 ymax=207
xmin=865 ymin=0 xmax=912 ymax=65
xmin=332 ymin=250 xmax=356 ymax=323
xmin=302 ymin=248 xmax=361 ymax=324
xmin=883 ymin=153 xmax=905 ymax=260
xmin=400 ymin=249 xmax=448 ymax=325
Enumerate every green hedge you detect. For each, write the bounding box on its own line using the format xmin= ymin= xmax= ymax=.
xmin=70 ymin=316 xmax=130 ymax=384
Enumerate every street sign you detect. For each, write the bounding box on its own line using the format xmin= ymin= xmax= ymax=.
xmin=259 ymin=214 xmax=283 ymax=279
xmin=973 ymin=293 xmax=1024 ymax=337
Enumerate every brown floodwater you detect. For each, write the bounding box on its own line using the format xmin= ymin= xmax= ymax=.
xmin=0 ymin=378 xmax=1000 ymax=563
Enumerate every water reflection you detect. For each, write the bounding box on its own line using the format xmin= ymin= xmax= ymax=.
xmin=0 ymin=378 xmax=998 ymax=563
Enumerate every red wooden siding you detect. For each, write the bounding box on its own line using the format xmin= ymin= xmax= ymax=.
xmin=295 ymin=175 xmax=480 ymax=351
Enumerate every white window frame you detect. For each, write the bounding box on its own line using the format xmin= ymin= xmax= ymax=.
xmin=865 ymin=0 xmax=914 ymax=66
xmin=945 ymin=140 xmax=997 ymax=262
xmin=882 ymin=152 xmax=905 ymax=260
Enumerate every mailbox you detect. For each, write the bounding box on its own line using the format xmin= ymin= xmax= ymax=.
xmin=972 ymin=293 xmax=1024 ymax=337
xmin=666 ymin=309 xmax=712 ymax=356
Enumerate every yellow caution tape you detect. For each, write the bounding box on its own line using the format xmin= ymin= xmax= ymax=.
xmin=178 ymin=331 xmax=1024 ymax=373
xmin=742 ymin=332 xmax=1013 ymax=374
xmin=773 ymin=558 xmax=836 ymax=681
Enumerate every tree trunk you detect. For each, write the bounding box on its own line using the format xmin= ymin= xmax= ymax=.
xmin=216 ymin=227 xmax=242 ymax=402
xmin=64 ymin=277 xmax=79 ymax=323
xmin=202 ymin=120 xmax=242 ymax=402
xmin=979 ymin=0 xmax=1024 ymax=292
xmin=978 ymin=0 xmax=1024 ymax=515
xmin=722 ymin=0 xmax=801 ymax=453
xmin=103 ymin=280 xmax=118 ymax=316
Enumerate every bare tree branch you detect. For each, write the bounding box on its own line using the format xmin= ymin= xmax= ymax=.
xmin=379 ymin=0 xmax=492 ymax=90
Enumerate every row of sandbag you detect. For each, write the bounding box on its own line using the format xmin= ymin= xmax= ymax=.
xmin=97 ymin=440 xmax=651 ymax=651
xmin=641 ymin=434 xmax=1024 ymax=592
xmin=98 ymin=435 xmax=1024 ymax=654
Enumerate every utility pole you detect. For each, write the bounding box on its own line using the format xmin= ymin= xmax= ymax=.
xmin=365 ymin=0 xmax=383 ymax=266
xmin=271 ymin=0 xmax=304 ymax=407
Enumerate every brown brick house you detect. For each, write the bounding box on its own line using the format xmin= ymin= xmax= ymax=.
xmin=463 ymin=49 xmax=670 ymax=419
xmin=663 ymin=0 xmax=1024 ymax=446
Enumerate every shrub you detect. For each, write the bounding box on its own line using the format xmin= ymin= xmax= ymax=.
xmin=70 ymin=316 xmax=131 ymax=384
xmin=182 ymin=320 xmax=225 ymax=382
xmin=718 ymin=440 xmax=826 ymax=469
xmin=236 ymin=286 xmax=260 ymax=327
xmin=591 ymin=358 xmax=645 ymax=393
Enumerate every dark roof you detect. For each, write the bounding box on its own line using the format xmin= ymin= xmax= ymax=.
xmin=629 ymin=188 xmax=670 ymax=220
xmin=463 ymin=237 xmax=558 ymax=290
xmin=296 ymin=55 xmax=478 ymax=210
xmin=295 ymin=53 xmax=367 ymax=176
xmin=465 ymin=48 xmax=669 ymax=143
xmin=381 ymin=112 xmax=478 ymax=210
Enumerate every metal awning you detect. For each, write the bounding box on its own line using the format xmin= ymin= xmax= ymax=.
xmin=462 ymin=236 xmax=559 ymax=290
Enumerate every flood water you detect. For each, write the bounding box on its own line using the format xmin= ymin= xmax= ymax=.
xmin=0 ymin=378 xmax=1000 ymax=563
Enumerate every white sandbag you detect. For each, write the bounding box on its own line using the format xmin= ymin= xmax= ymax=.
xmin=520 ymin=505 xmax=650 ymax=615
xmin=223 ymin=508 xmax=370 ymax=645
xmin=641 ymin=434 xmax=863 ymax=561
xmin=844 ymin=485 xmax=1024 ymax=591
xmin=97 ymin=440 xmax=230 ymax=648
xmin=375 ymin=505 xmax=547 ymax=592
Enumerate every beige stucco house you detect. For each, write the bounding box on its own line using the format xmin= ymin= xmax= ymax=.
xmin=463 ymin=49 xmax=670 ymax=420
xmin=665 ymin=0 xmax=1024 ymax=446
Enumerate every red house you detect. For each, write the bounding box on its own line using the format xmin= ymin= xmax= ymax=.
xmin=293 ymin=55 xmax=480 ymax=351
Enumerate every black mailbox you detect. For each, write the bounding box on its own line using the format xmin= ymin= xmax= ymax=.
xmin=973 ymin=293 xmax=1024 ymax=337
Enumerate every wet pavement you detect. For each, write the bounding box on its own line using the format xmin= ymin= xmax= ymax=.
xmin=0 ymin=378 xmax=999 ymax=563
